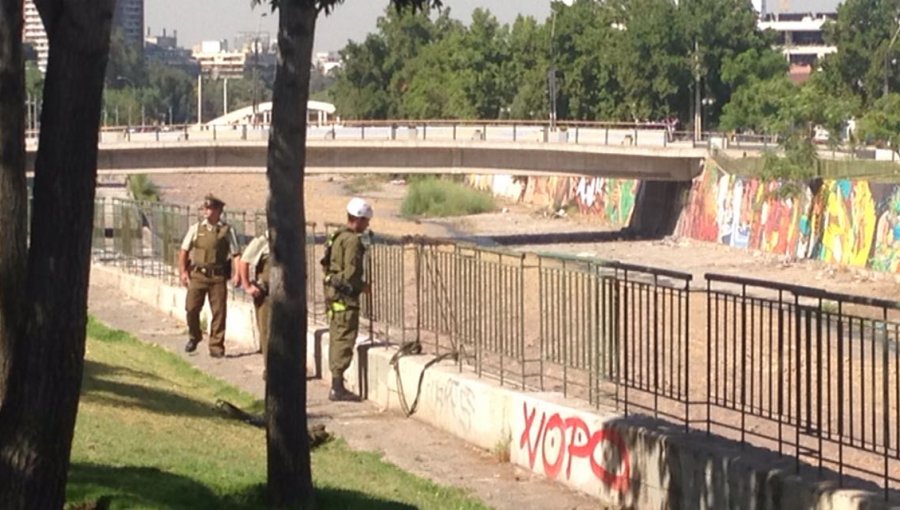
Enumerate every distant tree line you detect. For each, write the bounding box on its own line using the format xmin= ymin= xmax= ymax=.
xmin=329 ymin=0 xmax=900 ymax=150
xmin=25 ymin=28 xmax=335 ymax=127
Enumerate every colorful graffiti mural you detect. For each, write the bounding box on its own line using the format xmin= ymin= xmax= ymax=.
xmin=675 ymin=161 xmax=900 ymax=273
xmin=466 ymin=174 xmax=639 ymax=227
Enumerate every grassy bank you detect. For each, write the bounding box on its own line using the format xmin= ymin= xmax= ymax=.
xmin=401 ymin=177 xmax=494 ymax=217
xmin=67 ymin=318 xmax=487 ymax=510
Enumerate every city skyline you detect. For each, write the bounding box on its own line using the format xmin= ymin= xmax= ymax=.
xmin=146 ymin=0 xmax=844 ymax=55
xmin=146 ymin=1 xmax=552 ymax=53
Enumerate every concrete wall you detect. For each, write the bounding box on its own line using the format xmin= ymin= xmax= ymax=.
xmin=467 ymin=160 xmax=900 ymax=272
xmin=92 ymin=264 xmax=890 ymax=510
xmin=91 ymin=265 xmax=260 ymax=352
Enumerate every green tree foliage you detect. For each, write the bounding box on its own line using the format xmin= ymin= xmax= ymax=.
xmin=200 ymin=75 xmax=272 ymax=122
xmin=330 ymin=0 xmax=783 ymax=126
xmin=612 ymin=0 xmax=689 ymax=120
xmin=678 ymin=0 xmax=774 ymax=127
xmin=857 ymin=93 xmax=900 ymax=149
xmin=143 ymin=62 xmax=195 ymax=124
xmin=550 ymin=0 xmax=618 ymax=120
xmin=719 ymin=75 xmax=797 ymax=133
xmin=506 ymin=15 xmax=549 ymax=119
xmin=105 ymin=27 xmax=145 ymax=89
xmin=756 ymin=73 xmax=861 ymax=182
xmin=822 ymin=0 xmax=900 ymax=105
xmin=330 ymin=34 xmax=392 ymax=118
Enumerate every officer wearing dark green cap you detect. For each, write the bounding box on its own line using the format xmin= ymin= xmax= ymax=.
xmin=323 ymin=197 xmax=373 ymax=401
xmin=178 ymin=194 xmax=241 ymax=358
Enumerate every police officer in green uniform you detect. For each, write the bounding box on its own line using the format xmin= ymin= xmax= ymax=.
xmin=239 ymin=231 xmax=270 ymax=363
xmin=179 ymin=194 xmax=241 ymax=358
xmin=323 ymin=197 xmax=373 ymax=401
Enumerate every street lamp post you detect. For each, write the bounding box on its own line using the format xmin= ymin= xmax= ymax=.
xmin=116 ymin=75 xmax=140 ymax=128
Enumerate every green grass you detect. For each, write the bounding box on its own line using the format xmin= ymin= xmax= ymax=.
xmin=67 ymin=317 xmax=488 ymax=510
xmin=400 ymin=178 xmax=495 ymax=218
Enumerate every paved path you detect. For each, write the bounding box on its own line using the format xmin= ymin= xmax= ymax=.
xmin=88 ymin=278 xmax=602 ymax=510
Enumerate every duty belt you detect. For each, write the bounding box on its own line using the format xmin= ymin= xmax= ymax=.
xmin=194 ymin=265 xmax=227 ymax=277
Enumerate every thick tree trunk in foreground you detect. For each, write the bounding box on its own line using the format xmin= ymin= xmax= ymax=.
xmin=265 ymin=2 xmax=317 ymax=508
xmin=0 ymin=0 xmax=114 ymax=507
xmin=0 ymin=0 xmax=27 ymax=404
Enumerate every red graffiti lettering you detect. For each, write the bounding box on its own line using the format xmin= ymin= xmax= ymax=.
xmin=519 ymin=401 xmax=545 ymax=469
xmin=565 ymin=417 xmax=591 ymax=480
xmin=518 ymin=402 xmax=631 ymax=493
xmin=542 ymin=413 xmax=566 ymax=479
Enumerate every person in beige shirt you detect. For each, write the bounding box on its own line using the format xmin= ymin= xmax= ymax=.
xmin=239 ymin=231 xmax=271 ymax=366
xmin=178 ymin=194 xmax=241 ymax=358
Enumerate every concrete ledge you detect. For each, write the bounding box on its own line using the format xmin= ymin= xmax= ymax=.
xmin=95 ymin=265 xmax=890 ymax=510
xmin=90 ymin=265 xmax=259 ymax=352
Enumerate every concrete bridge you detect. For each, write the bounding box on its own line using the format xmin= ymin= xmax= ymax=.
xmin=25 ymin=122 xmax=716 ymax=181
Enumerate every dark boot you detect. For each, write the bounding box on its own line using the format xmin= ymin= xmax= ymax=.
xmin=328 ymin=378 xmax=358 ymax=402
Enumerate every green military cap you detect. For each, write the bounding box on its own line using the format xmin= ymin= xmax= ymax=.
xmin=203 ymin=194 xmax=225 ymax=209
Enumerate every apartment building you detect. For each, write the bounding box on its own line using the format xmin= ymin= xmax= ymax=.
xmin=23 ymin=1 xmax=48 ymax=71
xmin=25 ymin=0 xmax=144 ymax=72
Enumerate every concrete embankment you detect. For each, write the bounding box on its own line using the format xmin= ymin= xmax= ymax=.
xmin=92 ymin=265 xmax=890 ymax=510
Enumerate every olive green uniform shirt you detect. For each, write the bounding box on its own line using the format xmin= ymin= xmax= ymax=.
xmin=327 ymin=229 xmax=367 ymax=308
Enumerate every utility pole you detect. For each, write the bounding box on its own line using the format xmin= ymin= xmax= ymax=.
xmin=693 ymin=40 xmax=702 ymax=143
xmin=548 ymin=9 xmax=558 ymax=132
xmin=197 ymin=73 xmax=203 ymax=126
xmin=224 ymin=77 xmax=229 ymax=115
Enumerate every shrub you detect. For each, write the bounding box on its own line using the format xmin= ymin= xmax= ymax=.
xmin=126 ymin=173 xmax=160 ymax=202
xmin=401 ymin=177 xmax=494 ymax=217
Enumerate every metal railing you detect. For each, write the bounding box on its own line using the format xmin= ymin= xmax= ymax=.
xmin=706 ymin=273 xmax=900 ymax=500
xmin=537 ymin=254 xmax=693 ymax=428
xmin=90 ymin=198 xmax=897 ymax=501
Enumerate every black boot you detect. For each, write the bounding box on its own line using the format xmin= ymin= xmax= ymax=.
xmin=328 ymin=378 xmax=358 ymax=402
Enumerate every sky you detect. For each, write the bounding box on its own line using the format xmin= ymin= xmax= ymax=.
xmin=146 ymin=0 xmax=843 ymax=54
xmin=145 ymin=0 xmax=555 ymax=54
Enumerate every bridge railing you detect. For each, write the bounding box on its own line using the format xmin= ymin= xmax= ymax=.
xmin=59 ymin=119 xmax=763 ymax=150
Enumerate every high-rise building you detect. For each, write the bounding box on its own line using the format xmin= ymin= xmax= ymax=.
xmin=114 ymin=0 xmax=144 ymax=51
xmin=23 ymin=1 xmax=48 ymax=71
xmin=24 ymin=0 xmax=144 ymax=72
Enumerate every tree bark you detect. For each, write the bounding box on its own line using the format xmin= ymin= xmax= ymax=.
xmin=0 ymin=0 xmax=27 ymax=404
xmin=0 ymin=0 xmax=115 ymax=507
xmin=265 ymin=1 xmax=317 ymax=508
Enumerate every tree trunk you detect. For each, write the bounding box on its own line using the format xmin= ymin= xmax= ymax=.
xmin=0 ymin=0 xmax=115 ymax=507
xmin=0 ymin=0 xmax=27 ymax=404
xmin=265 ymin=2 xmax=317 ymax=508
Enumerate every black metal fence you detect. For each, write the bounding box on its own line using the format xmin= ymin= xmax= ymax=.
xmin=706 ymin=273 xmax=899 ymax=500
xmin=92 ymin=198 xmax=897 ymax=501
xmin=536 ymin=254 xmax=693 ymax=428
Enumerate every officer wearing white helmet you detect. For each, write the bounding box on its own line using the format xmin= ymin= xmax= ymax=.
xmin=321 ymin=197 xmax=374 ymax=401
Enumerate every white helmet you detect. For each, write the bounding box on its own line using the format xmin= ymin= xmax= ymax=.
xmin=346 ymin=197 xmax=374 ymax=219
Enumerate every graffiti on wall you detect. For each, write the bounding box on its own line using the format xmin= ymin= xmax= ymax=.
xmin=675 ymin=161 xmax=900 ymax=273
xmin=517 ymin=402 xmax=631 ymax=493
xmin=573 ymin=178 xmax=639 ymax=225
xmin=431 ymin=378 xmax=475 ymax=432
xmin=870 ymin=187 xmax=900 ymax=272
xmin=467 ymin=174 xmax=640 ymax=227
